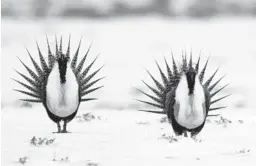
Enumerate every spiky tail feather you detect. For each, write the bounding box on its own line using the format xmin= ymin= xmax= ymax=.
xmin=13 ymin=35 xmax=104 ymax=103
xmin=136 ymin=51 xmax=229 ymax=117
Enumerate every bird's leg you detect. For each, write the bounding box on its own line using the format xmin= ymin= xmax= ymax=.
xmin=62 ymin=120 xmax=67 ymax=133
xmin=184 ymin=131 xmax=188 ymax=137
xmin=188 ymin=132 xmax=193 ymax=139
xmin=52 ymin=122 xmax=61 ymax=133
xmin=57 ymin=122 xmax=61 ymax=133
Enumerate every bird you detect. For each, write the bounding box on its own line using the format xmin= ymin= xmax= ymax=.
xmin=13 ymin=35 xmax=104 ymax=133
xmin=136 ymin=51 xmax=230 ymax=137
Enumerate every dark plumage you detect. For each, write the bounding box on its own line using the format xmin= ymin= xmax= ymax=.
xmin=57 ymin=54 xmax=68 ymax=84
xmin=136 ymin=51 xmax=230 ymax=137
xmin=13 ymin=35 xmax=104 ymax=133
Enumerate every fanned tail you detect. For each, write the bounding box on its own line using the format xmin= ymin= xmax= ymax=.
xmin=14 ymin=35 xmax=104 ymax=104
xmin=137 ymin=51 xmax=230 ymax=117
xmin=68 ymin=41 xmax=104 ymax=101
xmin=136 ymin=55 xmax=181 ymax=112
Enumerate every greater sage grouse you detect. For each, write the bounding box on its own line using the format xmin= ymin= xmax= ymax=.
xmin=136 ymin=52 xmax=229 ymax=137
xmin=13 ymin=36 xmax=104 ymax=133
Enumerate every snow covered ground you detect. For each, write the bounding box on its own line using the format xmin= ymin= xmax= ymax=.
xmin=1 ymin=16 xmax=256 ymax=165
xmin=1 ymin=106 xmax=256 ymax=166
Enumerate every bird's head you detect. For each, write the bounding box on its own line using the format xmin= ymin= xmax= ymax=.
xmin=178 ymin=55 xmax=200 ymax=96
xmin=57 ymin=53 xmax=69 ymax=67
xmin=55 ymin=37 xmax=71 ymax=84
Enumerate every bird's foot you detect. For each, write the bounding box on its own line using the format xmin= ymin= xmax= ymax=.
xmin=52 ymin=124 xmax=61 ymax=133
xmin=61 ymin=130 xmax=71 ymax=133
xmin=52 ymin=130 xmax=71 ymax=133
xmin=52 ymin=131 xmax=62 ymax=134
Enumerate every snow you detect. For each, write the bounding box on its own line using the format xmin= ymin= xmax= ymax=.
xmin=1 ymin=106 xmax=256 ymax=166
xmin=1 ymin=16 xmax=256 ymax=165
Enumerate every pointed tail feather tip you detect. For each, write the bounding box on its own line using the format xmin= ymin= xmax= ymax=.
xmin=207 ymin=114 xmax=220 ymax=117
xmin=135 ymin=88 xmax=162 ymax=104
xmin=203 ymin=68 xmax=219 ymax=87
xmin=138 ymin=109 xmax=165 ymax=114
xmin=79 ymin=56 xmax=99 ymax=80
xmin=199 ymin=57 xmax=210 ymax=82
xmin=208 ymin=75 xmax=226 ymax=92
xmin=80 ymin=66 xmax=104 ymax=86
xmin=36 ymin=40 xmax=49 ymax=73
xmin=13 ymin=89 xmax=40 ymax=99
xmin=12 ymin=79 xmax=39 ymax=94
xmin=155 ymin=60 xmax=168 ymax=88
xmin=81 ymin=77 xmax=105 ymax=92
xmin=195 ymin=55 xmax=200 ymax=72
xmin=136 ymin=99 xmax=164 ymax=109
xmin=81 ymin=98 xmax=98 ymax=102
xmin=210 ymin=94 xmax=231 ymax=105
xmin=66 ymin=34 xmax=71 ymax=58
xmin=210 ymin=84 xmax=229 ymax=98
xmin=81 ymin=86 xmax=104 ymax=97
xmin=20 ymin=99 xmax=42 ymax=103
xmin=14 ymin=70 xmax=39 ymax=88
xmin=75 ymin=42 xmax=93 ymax=75
xmin=209 ymin=106 xmax=227 ymax=111
xmin=141 ymin=80 xmax=162 ymax=99
xmin=145 ymin=69 xmax=165 ymax=92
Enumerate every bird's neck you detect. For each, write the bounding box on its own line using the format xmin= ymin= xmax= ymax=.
xmin=58 ymin=61 xmax=68 ymax=84
xmin=185 ymin=72 xmax=196 ymax=95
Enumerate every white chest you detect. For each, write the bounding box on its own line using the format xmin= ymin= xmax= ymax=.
xmin=174 ymin=74 xmax=206 ymax=129
xmin=46 ymin=64 xmax=79 ymax=117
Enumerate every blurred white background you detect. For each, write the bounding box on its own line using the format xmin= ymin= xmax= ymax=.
xmin=2 ymin=0 xmax=256 ymax=112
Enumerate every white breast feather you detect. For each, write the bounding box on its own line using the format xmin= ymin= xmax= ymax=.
xmin=175 ymin=74 xmax=206 ymax=129
xmin=46 ymin=63 xmax=79 ymax=117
